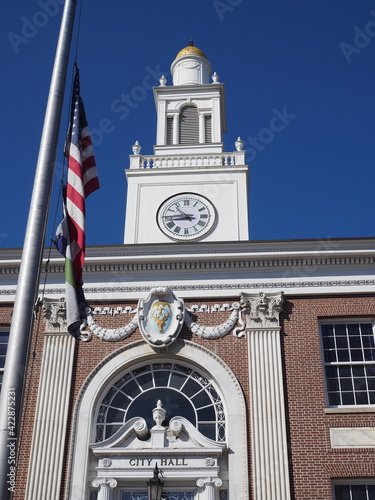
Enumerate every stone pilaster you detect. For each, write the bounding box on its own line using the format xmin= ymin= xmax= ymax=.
xmin=241 ymin=292 xmax=291 ymax=500
xmin=199 ymin=112 xmax=205 ymax=143
xmin=25 ymin=299 xmax=76 ymax=499
xmin=173 ymin=113 xmax=179 ymax=144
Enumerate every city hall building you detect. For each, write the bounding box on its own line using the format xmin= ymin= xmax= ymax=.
xmin=1 ymin=44 xmax=375 ymax=500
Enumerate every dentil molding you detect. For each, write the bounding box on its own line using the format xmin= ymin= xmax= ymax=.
xmin=25 ymin=277 xmax=375 ymax=301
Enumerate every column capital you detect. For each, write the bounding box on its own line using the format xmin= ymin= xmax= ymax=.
xmin=196 ymin=476 xmax=223 ymax=488
xmin=42 ymin=297 xmax=67 ymax=332
xmin=240 ymin=291 xmax=284 ymax=330
xmin=92 ymin=477 xmax=117 ymax=489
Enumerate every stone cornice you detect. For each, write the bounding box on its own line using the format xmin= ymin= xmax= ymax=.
xmin=1 ymin=237 xmax=375 ymax=260
xmin=1 ymin=238 xmax=375 ymax=261
xmin=1 ymin=246 xmax=375 ymax=275
xmin=153 ymin=82 xmax=225 ymax=97
xmin=0 ymin=278 xmax=371 ymax=299
xmin=1 ymin=239 xmax=375 ymax=299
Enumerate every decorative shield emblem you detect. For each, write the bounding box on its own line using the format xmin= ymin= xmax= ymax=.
xmin=138 ymin=287 xmax=185 ymax=347
xmin=149 ymin=301 xmax=172 ymax=334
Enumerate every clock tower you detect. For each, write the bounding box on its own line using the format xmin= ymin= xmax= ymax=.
xmin=124 ymin=42 xmax=249 ymax=244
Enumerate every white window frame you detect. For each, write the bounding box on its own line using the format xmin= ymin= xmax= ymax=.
xmin=332 ymin=479 xmax=375 ymax=499
xmin=0 ymin=327 xmax=10 ymax=393
xmin=320 ymin=319 xmax=375 ymax=408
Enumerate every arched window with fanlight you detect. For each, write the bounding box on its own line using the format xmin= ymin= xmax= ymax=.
xmin=95 ymin=362 xmax=226 ymax=443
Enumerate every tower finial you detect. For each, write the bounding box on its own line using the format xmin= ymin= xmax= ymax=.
xmin=189 ymin=40 xmax=194 ymax=46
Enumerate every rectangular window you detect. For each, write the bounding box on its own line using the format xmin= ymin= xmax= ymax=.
xmin=0 ymin=329 xmax=9 ymax=393
xmin=333 ymin=483 xmax=375 ymax=499
xmin=321 ymin=321 xmax=375 ymax=406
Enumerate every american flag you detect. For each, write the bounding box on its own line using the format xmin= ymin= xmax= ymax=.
xmin=56 ymin=67 xmax=99 ymax=338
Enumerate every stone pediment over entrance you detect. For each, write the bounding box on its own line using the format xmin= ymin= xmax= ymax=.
xmin=90 ymin=401 xmax=226 ymax=481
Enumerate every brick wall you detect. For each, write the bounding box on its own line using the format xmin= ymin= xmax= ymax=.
xmin=9 ymin=293 xmax=375 ymax=499
xmin=282 ymin=295 xmax=375 ymax=500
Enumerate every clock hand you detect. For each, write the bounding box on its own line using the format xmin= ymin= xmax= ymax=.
xmin=162 ymin=214 xmax=194 ymax=220
xmin=176 ymin=207 xmax=189 ymax=216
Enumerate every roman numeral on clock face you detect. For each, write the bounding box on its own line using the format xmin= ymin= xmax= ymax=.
xmin=158 ymin=194 xmax=215 ymax=240
xmin=166 ymin=221 xmax=181 ymax=233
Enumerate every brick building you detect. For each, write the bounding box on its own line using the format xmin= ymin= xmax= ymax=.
xmin=1 ymin=44 xmax=375 ymax=500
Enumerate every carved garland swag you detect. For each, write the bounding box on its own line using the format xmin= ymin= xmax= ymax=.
xmin=42 ymin=290 xmax=284 ymax=343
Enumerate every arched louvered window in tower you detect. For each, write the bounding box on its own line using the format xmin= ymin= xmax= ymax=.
xmin=179 ymin=105 xmax=199 ymax=145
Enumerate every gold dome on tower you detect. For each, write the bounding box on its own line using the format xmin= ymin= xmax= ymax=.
xmin=176 ymin=41 xmax=206 ymax=59
xmin=171 ymin=41 xmax=212 ymax=85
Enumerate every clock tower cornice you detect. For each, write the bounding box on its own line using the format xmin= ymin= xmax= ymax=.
xmin=153 ymin=82 xmax=225 ymax=97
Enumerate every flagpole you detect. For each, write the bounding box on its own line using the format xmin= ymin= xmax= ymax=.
xmin=0 ymin=0 xmax=77 ymax=497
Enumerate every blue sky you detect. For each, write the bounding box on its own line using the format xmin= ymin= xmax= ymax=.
xmin=1 ymin=0 xmax=375 ymax=248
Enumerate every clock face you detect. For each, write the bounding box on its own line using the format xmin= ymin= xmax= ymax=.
xmin=157 ymin=193 xmax=216 ymax=241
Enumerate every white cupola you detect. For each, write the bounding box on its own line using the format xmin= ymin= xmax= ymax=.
xmin=171 ymin=41 xmax=212 ymax=85
xmin=153 ymin=42 xmax=226 ymax=155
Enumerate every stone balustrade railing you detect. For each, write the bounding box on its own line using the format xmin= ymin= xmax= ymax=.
xmin=129 ymin=151 xmax=246 ymax=169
